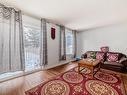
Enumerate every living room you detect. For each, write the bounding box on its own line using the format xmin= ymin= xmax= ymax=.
xmin=0 ymin=0 xmax=127 ymax=95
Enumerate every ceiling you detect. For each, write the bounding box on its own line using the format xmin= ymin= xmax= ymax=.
xmin=1 ymin=0 xmax=127 ymax=31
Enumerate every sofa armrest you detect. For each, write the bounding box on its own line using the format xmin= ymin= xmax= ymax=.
xmin=119 ymin=57 xmax=127 ymax=67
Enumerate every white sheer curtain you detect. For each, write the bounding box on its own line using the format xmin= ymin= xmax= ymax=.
xmin=22 ymin=17 xmax=48 ymax=70
xmin=22 ymin=15 xmax=41 ymax=71
xmin=65 ymin=29 xmax=77 ymax=58
xmin=66 ymin=30 xmax=73 ymax=55
xmin=0 ymin=4 xmax=25 ymax=74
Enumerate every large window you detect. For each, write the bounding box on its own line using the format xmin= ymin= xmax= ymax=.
xmin=66 ymin=30 xmax=73 ymax=55
xmin=24 ymin=25 xmax=41 ymax=71
xmin=23 ymin=15 xmax=42 ymax=71
xmin=0 ymin=13 xmax=42 ymax=81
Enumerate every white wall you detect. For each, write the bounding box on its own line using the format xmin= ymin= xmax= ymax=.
xmin=46 ymin=23 xmax=60 ymax=68
xmin=45 ymin=23 xmax=74 ymax=69
xmin=77 ymin=22 xmax=127 ymax=56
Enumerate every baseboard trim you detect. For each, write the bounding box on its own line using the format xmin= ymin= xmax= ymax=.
xmin=43 ymin=59 xmax=75 ymax=70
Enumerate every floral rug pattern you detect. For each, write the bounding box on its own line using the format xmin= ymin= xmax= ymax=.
xmin=25 ymin=67 xmax=126 ymax=95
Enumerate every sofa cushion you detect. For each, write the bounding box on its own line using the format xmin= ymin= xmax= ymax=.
xmin=96 ymin=52 xmax=105 ymax=61
xmin=107 ymin=52 xmax=124 ymax=60
xmin=100 ymin=46 xmax=109 ymax=53
xmin=107 ymin=53 xmax=119 ymax=62
xmin=104 ymin=61 xmax=123 ymax=67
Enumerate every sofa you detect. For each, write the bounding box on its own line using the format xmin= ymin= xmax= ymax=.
xmin=81 ymin=51 xmax=127 ymax=72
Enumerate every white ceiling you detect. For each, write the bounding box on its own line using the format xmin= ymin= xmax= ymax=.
xmin=1 ymin=0 xmax=127 ymax=31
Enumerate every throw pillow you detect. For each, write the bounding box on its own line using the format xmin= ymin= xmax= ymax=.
xmin=96 ymin=52 xmax=105 ymax=61
xmin=90 ymin=52 xmax=96 ymax=59
xmin=100 ymin=46 xmax=109 ymax=53
xmin=107 ymin=53 xmax=119 ymax=62
xmin=86 ymin=51 xmax=96 ymax=58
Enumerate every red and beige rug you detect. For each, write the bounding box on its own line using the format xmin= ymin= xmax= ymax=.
xmin=25 ymin=67 xmax=126 ymax=95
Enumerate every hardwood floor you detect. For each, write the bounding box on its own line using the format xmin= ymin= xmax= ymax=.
xmin=0 ymin=62 xmax=126 ymax=95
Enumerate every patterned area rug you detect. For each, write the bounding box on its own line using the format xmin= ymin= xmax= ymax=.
xmin=25 ymin=67 xmax=126 ymax=95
